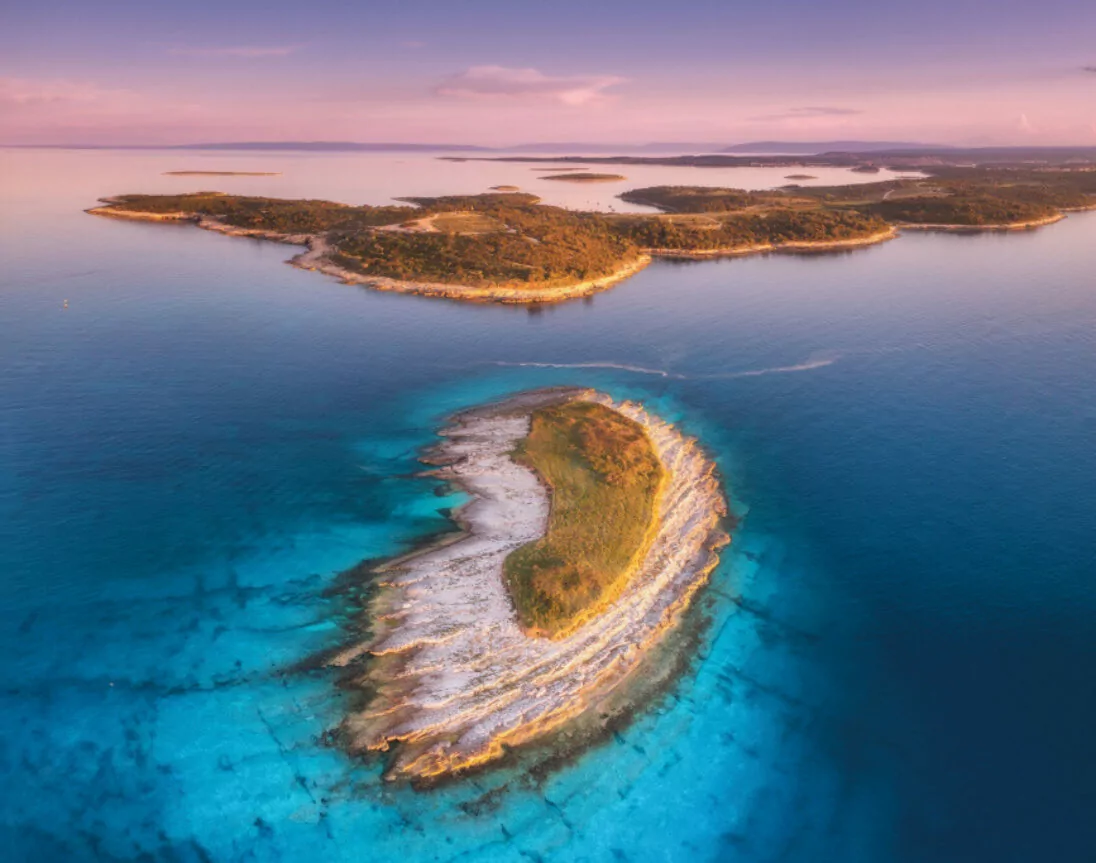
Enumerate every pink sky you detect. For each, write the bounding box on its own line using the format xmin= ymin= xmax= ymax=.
xmin=3 ymin=0 xmax=1095 ymax=146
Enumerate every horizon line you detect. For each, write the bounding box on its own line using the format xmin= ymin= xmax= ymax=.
xmin=9 ymin=139 xmax=1096 ymax=153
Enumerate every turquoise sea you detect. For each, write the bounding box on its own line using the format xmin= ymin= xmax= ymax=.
xmin=2 ymin=149 xmax=1095 ymax=862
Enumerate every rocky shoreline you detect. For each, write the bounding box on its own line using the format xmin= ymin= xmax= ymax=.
xmin=644 ymin=225 xmax=899 ymax=259
xmin=87 ymin=202 xmax=651 ymax=304
xmin=295 ymin=237 xmax=652 ymax=303
xmin=328 ymin=388 xmax=728 ymax=783
xmin=895 ymin=213 xmax=1067 ymax=232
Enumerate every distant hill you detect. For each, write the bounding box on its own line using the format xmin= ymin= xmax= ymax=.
xmin=721 ymin=141 xmax=936 ymax=155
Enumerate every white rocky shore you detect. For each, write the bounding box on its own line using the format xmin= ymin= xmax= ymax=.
xmin=330 ymin=388 xmax=728 ymax=782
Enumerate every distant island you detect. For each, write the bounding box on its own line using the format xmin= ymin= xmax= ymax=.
xmin=327 ymin=387 xmax=728 ymax=782
xmin=785 ymin=174 xmax=818 ymax=180
xmin=539 ymin=172 xmax=627 ymax=183
xmin=455 ymin=145 xmax=1096 ymax=171
xmin=720 ymin=140 xmax=936 ymax=155
xmin=88 ymin=158 xmax=1096 ymax=303
xmin=163 ymin=170 xmax=281 ymax=176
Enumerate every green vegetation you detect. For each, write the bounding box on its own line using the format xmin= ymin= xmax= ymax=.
xmin=616 ymin=186 xmax=890 ymax=249
xmin=620 ymin=186 xmax=791 ymax=212
xmin=504 ymin=401 xmax=663 ymax=636
xmin=622 ymin=165 xmax=1096 ymax=228
xmin=614 ymin=207 xmax=888 ymax=251
xmin=330 ymin=200 xmax=638 ymax=287
xmin=396 ymin=192 xmax=541 ymax=209
xmin=800 ymin=170 xmax=1096 ymax=226
xmin=865 ymin=194 xmax=1055 ymax=226
xmin=102 ymin=192 xmax=417 ymax=233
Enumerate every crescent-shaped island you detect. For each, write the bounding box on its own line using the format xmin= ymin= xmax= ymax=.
xmin=327 ymin=388 xmax=729 ymax=783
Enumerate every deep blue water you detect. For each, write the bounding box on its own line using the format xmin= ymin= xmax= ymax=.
xmin=2 ymin=151 xmax=1096 ymax=862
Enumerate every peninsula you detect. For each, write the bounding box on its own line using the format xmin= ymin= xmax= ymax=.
xmin=88 ymin=159 xmax=1096 ymax=302
xmin=88 ymin=192 xmax=650 ymax=303
xmin=328 ymin=388 xmax=728 ymax=782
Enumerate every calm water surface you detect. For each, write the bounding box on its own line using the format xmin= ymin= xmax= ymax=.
xmin=1 ymin=147 xmax=917 ymax=213
xmin=1 ymin=150 xmax=1094 ymax=862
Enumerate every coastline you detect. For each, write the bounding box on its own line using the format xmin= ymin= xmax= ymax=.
xmin=87 ymin=204 xmax=652 ymax=304
xmin=643 ymin=225 xmax=899 ymax=259
xmin=330 ymin=388 xmax=728 ymax=783
xmin=295 ymin=237 xmax=653 ymax=303
xmin=895 ymin=213 xmax=1067 ymax=232
xmin=88 ymin=201 xmax=1089 ymax=303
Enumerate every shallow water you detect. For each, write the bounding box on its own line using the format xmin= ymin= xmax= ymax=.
xmin=2 ymin=149 xmax=1095 ymax=862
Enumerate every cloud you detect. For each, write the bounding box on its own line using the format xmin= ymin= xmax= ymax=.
xmin=0 ymin=77 xmax=132 ymax=106
xmin=435 ymin=66 xmax=625 ymax=105
xmin=1083 ymin=66 xmax=1096 ymax=73
xmin=168 ymin=45 xmax=299 ymax=58
xmin=750 ymin=105 xmax=865 ymax=122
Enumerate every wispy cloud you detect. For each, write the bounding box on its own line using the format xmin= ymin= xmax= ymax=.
xmin=0 ymin=77 xmax=133 ymax=106
xmin=435 ymin=66 xmax=625 ymax=106
xmin=168 ymin=45 xmax=300 ymax=58
xmin=1083 ymin=66 xmax=1096 ymax=74
xmin=751 ymin=105 xmax=865 ymax=122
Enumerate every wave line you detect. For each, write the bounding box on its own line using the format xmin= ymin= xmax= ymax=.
xmin=489 ymin=361 xmax=685 ymax=378
xmin=490 ymin=354 xmax=840 ymax=381
xmin=702 ymin=357 xmax=838 ymax=379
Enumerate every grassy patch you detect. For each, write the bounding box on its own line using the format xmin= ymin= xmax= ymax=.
xmin=428 ymin=212 xmax=506 ymax=234
xmin=330 ymin=201 xmax=639 ymax=288
xmin=504 ymin=401 xmax=663 ymax=636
